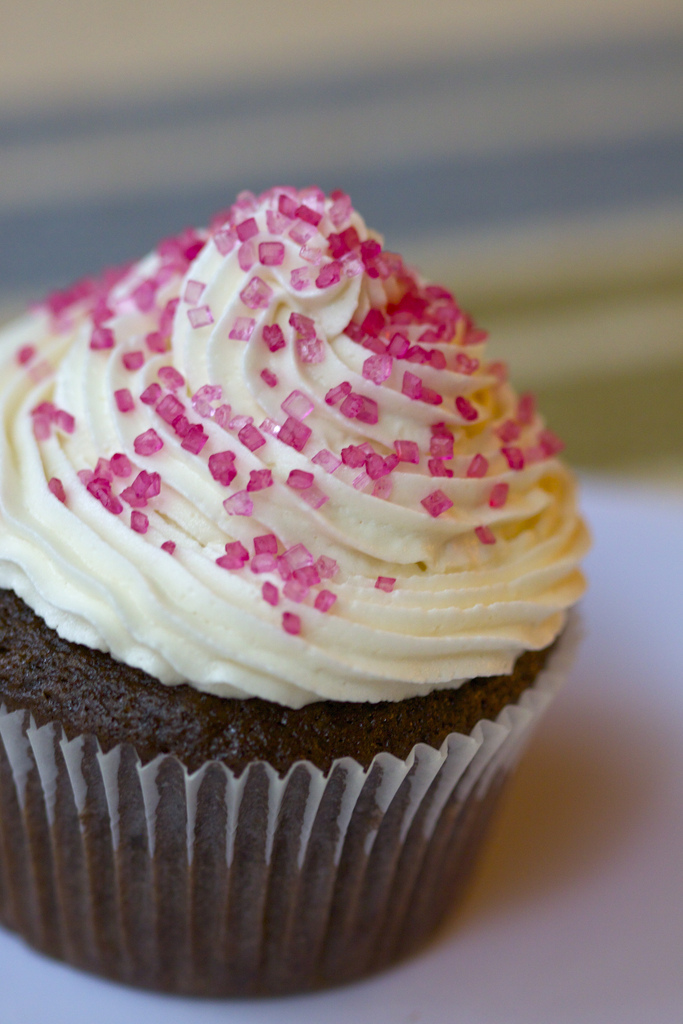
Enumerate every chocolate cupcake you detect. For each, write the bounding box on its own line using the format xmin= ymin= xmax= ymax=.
xmin=0 ymin=185 xmax=588 ymax=995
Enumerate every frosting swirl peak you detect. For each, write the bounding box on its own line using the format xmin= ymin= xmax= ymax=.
xmin=0 ymin=186 xmax=588 ymax=707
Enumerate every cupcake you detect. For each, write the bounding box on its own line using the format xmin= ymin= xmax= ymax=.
xmin=0 ymin=185 xmax=588 ymax=995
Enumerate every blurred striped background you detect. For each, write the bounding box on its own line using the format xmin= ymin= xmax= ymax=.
xmin=2 ymin=0 xmax=682 ymax=482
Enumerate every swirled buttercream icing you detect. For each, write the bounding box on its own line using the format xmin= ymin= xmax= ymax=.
xmin=0 ymin=186 xmax=588 ymax=707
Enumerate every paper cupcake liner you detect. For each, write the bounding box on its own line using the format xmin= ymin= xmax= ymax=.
xmin=0 ymin=616 xmax=579 ymax=996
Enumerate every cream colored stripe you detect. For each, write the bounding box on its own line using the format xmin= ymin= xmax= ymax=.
xmin=2 ymin=0 xmax=682 ymax=112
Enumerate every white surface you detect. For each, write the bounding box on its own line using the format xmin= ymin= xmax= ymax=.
xmin=0 ymin=477 xmax=682 ymax=1023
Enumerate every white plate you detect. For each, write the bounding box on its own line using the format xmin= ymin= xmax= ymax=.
xmin=1 ymin=478 xmax=682 ymax=1024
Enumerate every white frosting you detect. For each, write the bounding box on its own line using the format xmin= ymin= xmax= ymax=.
xmin=0 ymin=187 xmax=588 ymax=707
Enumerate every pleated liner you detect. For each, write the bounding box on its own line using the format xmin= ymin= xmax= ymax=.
xmin=0 ymin=623 xmax=576 ymax=996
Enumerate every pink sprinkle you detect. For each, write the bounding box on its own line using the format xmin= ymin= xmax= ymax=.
xmin=217 ymin=540 xmax=250 ymax=570
xmin=289 ymin=222 xmax=317 ymax=247
xmin=366 ymin=454 xmax=397 ymax=480
xmin=262 ymin=581 xmax=279 ymax=606
xmin=284 ymin=579 xmax=308 ymax=603
xmin=77 ymin=469 xmax=94 ymax=487
xmin=260 ymin=368 xmax=278 ymax=388
xmin=134 ymin=429 xmax=163 ymax=456
xmin=518 ymin=393 xmax=536 ymax=425
xmin=223 ymin=491 xmax=253 ymax=517
xmin=343 ymin=393 xmax=378 ymax=425
xmin=90 ymin=325 xmax=115 ymax=351
xmin=428 ymin=459 xmax=453 ymax=478
xmin=281 ymin=389 xmax=314 ymax=420
xmin=94 ymin=457 xmax=112 ymax=481
xmin=140 ymin=383 xmax=162 ymax=405
xmin=502 ymin=446 xmax=525 ymax=470
xmin=247 ymin=469 xmax=273 ymax=491
xmin=289 ymin=312 xmax=315 ymax=339
xmin=161 ymin=540 xmax=176 ymax=554
xmin=316 ymin=261 xmax=342 ymax=288
xmin=17 ymin=345 xmax=36 ymax=366
xmin=290 ymin=267 xmax=310 ymax=291
xmin=294 ymin=565 xmax=321 ymax=588
xmin=467 ymin=454 xmax=489 ymax=478
xmin=278 ymin=416 xmax=311 ymax=452
xmin=421 ymin=385 xmax=444 ymax=405
xmin=187 ymin=305 xmax=214 ymax=329
xmin=132 ymin=280 xmax=157 ymax=313
xmin=539 ymin=428 xmax=565 ymax=457
xmin=238 ymin=242 xmax=256 ymax=271
xmin=427 ymin=349 xmax=447 ymax=370
xmin=329 ymin=192 xmax=352 ymax=227
xmin=300 ymin=243 xmax=324 ymax=266
xmin=236 ymin=217 xmax=258 ymax=242
xmin=496 ymin=420 xmax=520 ymax=443
xmin=402 ymin=371 xmax=423 ymax=400
xmin=362 ymin=309 xmax=385 ymax=336
xmin=121 ymin=487 xmax=147 ymax=508
xmin=489 ymin=482 xmax=509 ymax=508
xmin=430 ymin=435 xmax=454 ymax=460
xmin=259 ymin=417 xmax=281 ymax=437
xmin=214 ymin=227 xmax=237 ymax=256
xmin=421 ymin=489 xmax=453 ymax=517
xmin=48 ymin=477 xmax=66 ymax=503
xmin=314 ymin=590 xmax=336 ymax=612
xmin=133 ymin=469 xmax=161 ymax=498
xmin=229 ymin=316 xmax=256 ymax=341
xmin=372 ymin=477 xmax=393 ymax=499
xmin=278 ymin=193 xmax=298 ymax=219
xmin=454 ymin=352 xmax=479 ymax=375
xmin=301 ymin=484 xmax=329 ymax=509
xmin=475 ymin=525 xmax=496 ymax=545
xmin=284 ymin=544 xmax=314 ymax=571
xmin=353 ymin=471 xmax=370 ymax=491
xmin=160 ymin=297 xmax=180 ymax=338
xmin=488 ymin=361 xmax=508 ymax=383
xmin=296 ymin=204 xmax=322 ymax=227
xmin=157 ymin=393 xmax=184 ymax=424
xmin=240 ymin=276 xmax=273 ymax=310
xmin=341 ymin=445 xmax=366 ymax=468
xmin=255 ymin=534 xmax=278 ymax=555
xmin=158 ymin=365 xmax=185 ymax=391
xmin=388 ymin=333 xmax=410 ymax=358
xmin=375 ymin=576 xmax=396 ymax=593
xmin=362 ymin=353 xmax=393 ymax=385
xmin=315 ymin=555 xmax=338 ymax=579
xmin=251 ymin=552 xmax=277 ymax=573
xmin=297 ymin=335 xmax=325 ymax=364
xmin=406 ymin=345 xmax=429 ymax=365
xmin=54 ymin=409 xmax=75 ymax=433
xmin=110 ymin=453 xmax=132 ymax=477
xmin=87 ymin=477 xmax=123 ymax=515
xmin=131 ymin=510 xmax=149 ymax=534
xmin=258 ymin=241 xmax=285 ymax=266
xmin=123 ymin=351 xmax=144 ymax=371
xmin=266 ymin=209 xmax=289 ymax=234
xmin=394 ymin=439 xmax=419 ymax=464
xmin=214 ymin=404 xmax=233 ymax=429
xmin=181 ymin=424 xmax=208 ymax=455
xmin=238 ymin=423 xmax=266 ymax=451
xmin=146 ymin=331 xmax=168 ymax=354
xmin=287 ymin=469 xmax=314 ymax=490
xmin=455 ymin=395 xmax=478 ymax=422
xmin=325 ymin=381 xmax=351 ymax=406
xmin=208 ymin=451 xmax=237 ymax=486
xmin=262 ymin=324 xmax=285 ymax=351
xmin=282 ymin=612 xmax=301 ymax=635
xmin=312 ymin=449 xmax=341 ymax=473
xmin=184 ymin=279 xmax=206 ymax=305
xmin=192 ymin=383 xmax=222 ymax=416
xmin=173 ymin=414 xmax=190 ymax=438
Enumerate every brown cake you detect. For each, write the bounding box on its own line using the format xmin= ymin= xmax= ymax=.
xmin=0 ymin=185 xmax=588 ymax=995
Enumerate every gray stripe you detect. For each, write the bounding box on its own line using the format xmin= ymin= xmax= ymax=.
xmin=2 ymin=132 xmax=681 ymax=298
xmin=1 ymin=31 xmax=681 ymax=147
